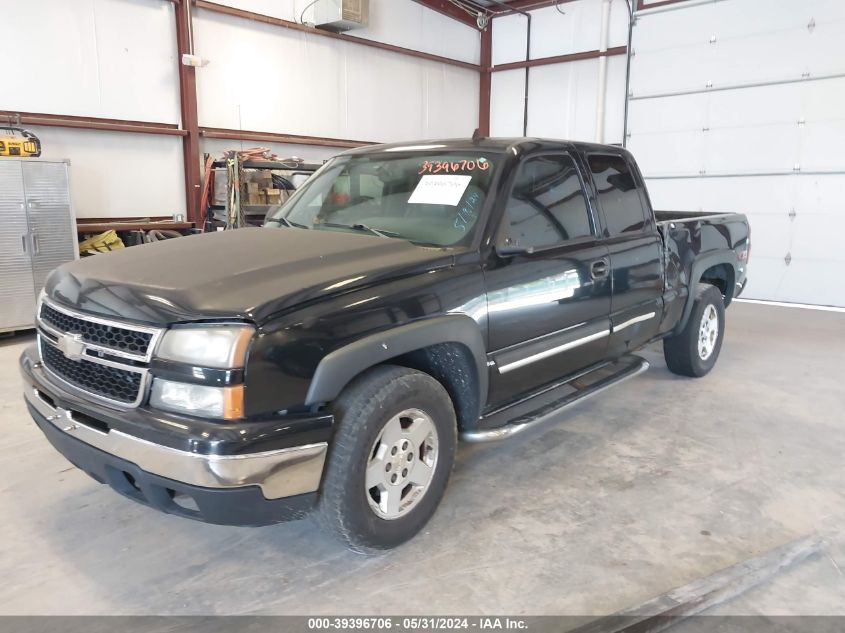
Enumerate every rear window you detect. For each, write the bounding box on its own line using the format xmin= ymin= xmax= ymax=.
xmin=588 ymin=154 xmax=647 ymax=236
xmin=498 ymin=154 xmax=593 ymax=251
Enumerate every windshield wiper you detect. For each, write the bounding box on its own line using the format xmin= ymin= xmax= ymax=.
xmin=318 ymin=222 xmax=440 ymax=246
xmin=320 ymin=222 xmax=398 ymax=239
xmin=270 ymin=216 xmax=309 ymax=229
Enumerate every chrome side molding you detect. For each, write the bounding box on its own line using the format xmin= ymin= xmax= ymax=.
xmin=497 ymin=329 xmax=610 ymax=374
xmin=494 ymin=309 xmax=656 ymax=376
xmin=614 ymin=311 xmax=656 ymax=333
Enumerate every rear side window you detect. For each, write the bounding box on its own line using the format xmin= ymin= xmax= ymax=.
xmin=588 ymin=154 xmax=647 ymax=236
xmin=498 ymin=154 xmax=593 ymax=251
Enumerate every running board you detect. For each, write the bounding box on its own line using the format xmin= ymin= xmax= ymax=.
xmin=461 ymin=355 xmax=650 ymax=443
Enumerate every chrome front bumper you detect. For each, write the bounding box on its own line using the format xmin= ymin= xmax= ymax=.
xmin=24 ymin=384 xmax=327 ymax=500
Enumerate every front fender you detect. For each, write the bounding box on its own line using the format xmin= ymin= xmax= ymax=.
xmin=305 ymin=314 xmax=488 ymax=409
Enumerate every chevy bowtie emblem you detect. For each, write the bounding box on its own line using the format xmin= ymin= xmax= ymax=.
xmin=57 ymin=332 xmax=86 ymax=361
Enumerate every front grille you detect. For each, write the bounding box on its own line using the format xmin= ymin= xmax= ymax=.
xmin=40 ymin=302 xmax=153 ymax=357
xmin=40 ymin=338 xmax=143 ymax=405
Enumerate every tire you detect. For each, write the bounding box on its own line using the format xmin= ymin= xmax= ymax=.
xmin=663 ymin=283 xmax=726 ymax=377
xmin=316 ymin=365 xmax=457 ymax=553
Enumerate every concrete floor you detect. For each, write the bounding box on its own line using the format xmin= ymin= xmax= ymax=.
xmin=1 ymin=301 xmax=844 ymax=616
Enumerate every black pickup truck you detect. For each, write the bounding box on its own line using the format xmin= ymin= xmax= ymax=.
xmin=20 ymin=138 xmax=750 ymax=552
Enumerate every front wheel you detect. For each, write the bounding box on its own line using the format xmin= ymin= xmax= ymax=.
xmin=663 ymin=283 xmax=726 ymax=377
xmin=316 ymin=365 xmax=457 ymax=553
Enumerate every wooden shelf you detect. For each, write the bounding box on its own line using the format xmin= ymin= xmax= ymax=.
xmin=77 ymin=221 xmax=195 ymax=233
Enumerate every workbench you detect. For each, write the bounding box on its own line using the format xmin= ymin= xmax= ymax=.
xmin=76 ymin=217 xmax=195 ymax=235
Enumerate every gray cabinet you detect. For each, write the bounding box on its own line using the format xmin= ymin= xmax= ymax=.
xmin=0 ymin=159 xmax=78 ymax=332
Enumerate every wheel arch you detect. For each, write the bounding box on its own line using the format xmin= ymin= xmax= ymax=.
xmin=305 ymin=315 xmax=488 ymax=430
xmin=700 ymin=262 xmax=736 ymax=306
xmin=675 ymin=252 xmax=738 ymax=335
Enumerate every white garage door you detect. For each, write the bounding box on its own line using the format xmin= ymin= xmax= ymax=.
xmin=626 ymin=0 xmax=845 ymax=307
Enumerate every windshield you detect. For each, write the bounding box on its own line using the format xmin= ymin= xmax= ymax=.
xmin=265 ymin=151 xmax=500 ymax=246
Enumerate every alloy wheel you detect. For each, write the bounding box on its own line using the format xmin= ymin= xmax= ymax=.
xmin=698 ymin=304 xmax=719 ymax=360
xmin=365 ymin=408 xmax=439 ymax=520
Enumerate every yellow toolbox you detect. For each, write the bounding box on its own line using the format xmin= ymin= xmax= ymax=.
xmin=0 ymin=126 xmax=41 ymax=157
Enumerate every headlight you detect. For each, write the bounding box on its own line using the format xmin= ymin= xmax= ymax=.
xmin=150 ymin=379 xmax=244 ymax=419
xmin=156 ymin=324 xmax=254 ymax=368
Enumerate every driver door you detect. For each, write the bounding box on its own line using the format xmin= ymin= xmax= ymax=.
xmin=483 ymin=153 xmax=612 ymax=409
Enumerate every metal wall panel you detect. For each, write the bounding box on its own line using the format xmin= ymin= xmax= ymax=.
xmin=0 ymin=0 xmax=180 ymax=124
xmin=491 ymin=0 xmax=629 ymax=66
xmin=490 ymin=0 xmax=629 ymax=142
xmin=212 ymin=0 xmax=480 ymax=64
xmin=27 ymin=126 xmax=186 ymax=219
xmin=523 ymin=56 xmax=626 ymax=144
xmin=194 ymin=10 xmax=479 ymax=143
xmin=490 ymin=69 xmax=527 ymax=137
xmin=627 ymin=0 xmax=845 ymax=306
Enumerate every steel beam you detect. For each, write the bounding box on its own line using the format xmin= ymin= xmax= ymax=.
xmin=0 ymin=111 xmax=186 ymax=136
xmin=492 ymin=45 xmax=627 ymax=72
xmin=479 ymin=26 xmax=493 ymax=135
xmin=174 ymin=0 xmax=202 ymax=224
xmin=638 ymin=0 xmax=692 ymax=10
xmin=199 ymin=127 xmax=372 ymax=149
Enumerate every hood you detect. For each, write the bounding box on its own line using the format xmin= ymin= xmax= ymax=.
xmin=46 ymin=228 xmax=454 ymax=325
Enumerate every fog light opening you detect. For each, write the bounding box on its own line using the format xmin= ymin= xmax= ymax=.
xmin=169 ymin=490 xmax=200 ymax=513
xmin=123 ymin=472 xmax=141 ymax=492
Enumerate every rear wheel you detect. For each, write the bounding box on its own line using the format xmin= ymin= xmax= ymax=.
xmin=663 ymin=283 xmax=725 ymax=377
xmin=317 ymin=365 xmax=457 ymax=553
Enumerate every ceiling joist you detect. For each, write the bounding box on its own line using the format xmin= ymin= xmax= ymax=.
xmin=414 ymin=0 xmax=592 ymax=24
xmin=411 ymin=0 xmax=480 ymax=27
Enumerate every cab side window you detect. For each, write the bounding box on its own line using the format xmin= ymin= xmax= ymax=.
xmin=587 ymin=154 xmax=647 ymax=236
xmin=499 ymin=154 xmax=593 ymax=252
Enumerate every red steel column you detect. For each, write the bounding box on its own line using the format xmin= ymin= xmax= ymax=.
xmin=479 ymin=25 xmax=492 ymax=136
xmin=174 ymin=0 xmax=202 ymax=224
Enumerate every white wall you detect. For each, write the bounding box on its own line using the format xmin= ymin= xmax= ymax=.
xmin=28 ymin=126 xmax=187 ymax=219
xmin=0 ymin=0 xmax=184 ymax=219
xmin=627 ymin=0 xmax=845 ymax=307
xmin=1 ymin=0 xmax=481 ymax=218
xmin=0 ymin=0 xmax=181 ymax=123
xmin=192 ymin=9 xmax=479 ymax=143
xmin=212 ymin=0 xmax=480 ymax=64
xmin=489 ymin=0 xmax=629 ymax=143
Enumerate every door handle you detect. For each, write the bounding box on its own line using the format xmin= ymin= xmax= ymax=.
xmin=22 ymin=234 xmax=28 ymax=253
xmin=591 ymin=258 xmax=609 ymax=280
xmin=31 ymin=233 xmax=40 ymax=255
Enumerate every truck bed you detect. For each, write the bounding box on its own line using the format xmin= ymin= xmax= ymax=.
xmin=654 ymin=210 xmax=739 ymax=223
xmin=654 ymin=208 xmax=750 ymax=327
